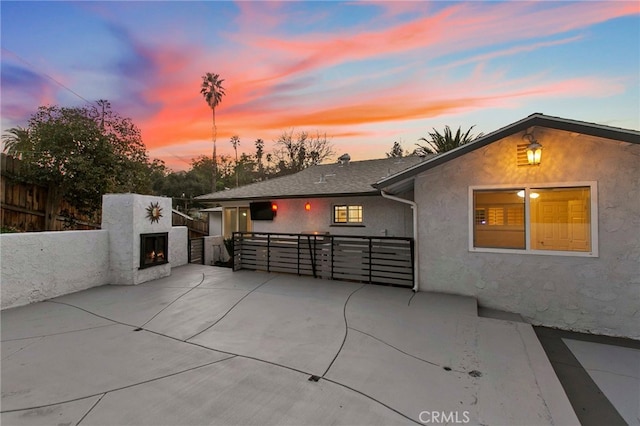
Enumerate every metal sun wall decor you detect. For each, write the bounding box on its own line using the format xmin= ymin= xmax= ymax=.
xmin=146 ymin=202 xmax=163 ymax=224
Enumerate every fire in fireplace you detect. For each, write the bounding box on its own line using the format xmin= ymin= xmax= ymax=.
xmin=140 ymin=233 xmax=169 ymax=269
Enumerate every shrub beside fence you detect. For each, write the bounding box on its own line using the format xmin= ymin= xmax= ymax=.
xmin=1 ymin=154 xmax=100 ymax=232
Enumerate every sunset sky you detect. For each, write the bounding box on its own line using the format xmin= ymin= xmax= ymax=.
xmin=2 ymin=1 xmax=639 ymax=171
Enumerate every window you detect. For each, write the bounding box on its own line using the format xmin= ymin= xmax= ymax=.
xmin=223 ymin=207 xmax=252 ymax=238
xmin=470 ymin=183 xmax=597 ymax=256
xmin=333 ymin=205 xmax=363 ymax=224
xmin=474 ymin=189 xmax=525 ymax=249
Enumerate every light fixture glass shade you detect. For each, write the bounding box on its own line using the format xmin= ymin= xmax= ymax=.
xmin=517 ymin=190 xmax=540 ymax=198
xmin=305 ymin=202 xmax=311 ymax=211
xmin=526 ymin=142 xmax=542 ymax=165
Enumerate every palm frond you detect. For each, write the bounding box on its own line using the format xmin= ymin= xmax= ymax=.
xmin=200 ymin=73 xmax=226 ymax=109
xmin=416 ymin=125 xmax=480 ymax=154
xmin=2 ymin=126 xmax=32 ymax=159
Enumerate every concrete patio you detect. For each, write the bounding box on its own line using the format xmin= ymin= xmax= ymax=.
xmin=1 ymin=264 xmax=578 ymax=425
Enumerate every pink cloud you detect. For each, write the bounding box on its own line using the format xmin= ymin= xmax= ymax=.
xmin=117 ymin=0 xmax=639 ymax=164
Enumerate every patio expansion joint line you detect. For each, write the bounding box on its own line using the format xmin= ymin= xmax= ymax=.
xmin=549 ymin=357 xmax=640 ymax=380
xmin=1 ymin=323 xmax=117 ymax=343
xmin=576 ymin=368 xmax=639 ymax=380
xmin=183 ymin=275 xmax=279 ymax=342
xmin=1 ymin=336 xmax=45 ymax=361
xmin=143 ymin=325 xmax=318 ymax=378
xmin=75 ymin=393 xmax=106 ymax=426
xmin=44 ymin=310 xmax=293 ymax=380
xmin=320 ymin=376 xmax=423 ymax=425
xmin=0 ymin=356 xmax=238 ymax=414
xmin=46 ymin=300 xmax=138 ymax=329
xmin=515 ymin=325 xmax=553 ymax=422
xmin=347 ymin=327 xmax=469 ymax=373
xmin=139 ymin=273 xmax=206 ymax=329
xmin=320 ymin=283 xmax=367 ymax=378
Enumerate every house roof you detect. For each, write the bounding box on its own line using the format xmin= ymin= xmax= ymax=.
xmin=195 ymin=156 xmax=425 ymax=202
xmin=374 ymin=113 xmax=640 ymax=194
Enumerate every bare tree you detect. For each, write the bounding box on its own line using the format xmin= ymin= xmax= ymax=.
xmin=271 ymin=130 xmax=334 ymax=175
xmin=386 ymin=141 xmax=404 ymax=158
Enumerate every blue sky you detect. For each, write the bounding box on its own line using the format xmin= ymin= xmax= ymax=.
xmin=2 ymin=1 xmax=638 ymax=170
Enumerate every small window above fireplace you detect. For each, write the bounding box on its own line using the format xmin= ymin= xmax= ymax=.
xmin=140 ymin=233 xmax=169 ymax=269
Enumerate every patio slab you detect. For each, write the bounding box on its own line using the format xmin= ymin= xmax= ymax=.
xmin=0 ymin=300 xmax=113 ymax=340
xmin=1 ymin=396 xmax=102 ymax=426
xmin=345 ymin=285 xmax=477 ymax=369
xmin=325 ymin=329 xmax=474 ymax=423
xmin=138 ymin=264 xmax=209 ymax=288
xmin=144 ymin=288 xmax=250 ymax=341
xmin=564 ymin=338 xmax=640 ymax=425
xmin=1 ymin=264 xmax=578 ymax=425
xmin=1 ymin=323 xmax=230 ymax=411
xmin=51 ymin=284 xmax=191 ymax=327
xmin=189 ymin=274 xmax=362 ymax=375
xmin=199 ymin=268 xmax=276 ymax=291
xmin=80 ymin=356 xmax=412 ymax=426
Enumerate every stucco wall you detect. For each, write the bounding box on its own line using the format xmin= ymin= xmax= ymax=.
xmin=169 ymin=226 xmax=189 ymax=267
xmin=203 ymin=235 xmax=230 ymax=265
xmin=1 ymin=195 xmax=189 ymax=310
xmin=414 ymin=128 xmax=640 ymax=338
xmin=102 ymin=194 xmax=172 ymax=285
xmin=208 ymin=210 xmax=222 ymax=236
xmin=0 ymin=230 xmax=110 ymax=309
xmin=249 ymin=195 xmax=413 ymax=237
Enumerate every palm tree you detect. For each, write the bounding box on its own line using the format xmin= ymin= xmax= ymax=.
xmin=230 ymin=135 xmax=240 ymax=187
xmin=415 ymin=125 xmax=482 ymax=155
xmin=200 ymin=73 xmax=226 ymax=192
xmin=2 ymin=126 xmax=32 ymax=159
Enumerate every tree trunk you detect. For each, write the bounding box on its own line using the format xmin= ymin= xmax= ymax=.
xmin=212 ymin=108 xmax=217 ymax=193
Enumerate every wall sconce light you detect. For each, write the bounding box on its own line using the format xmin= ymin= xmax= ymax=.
xmin=271 ymin=203 xmax=278 ymax=212
xmin=305 ymin=202 xmax=311 ymax=211
xmin=523 ymin=131 xmax=542 ymax=165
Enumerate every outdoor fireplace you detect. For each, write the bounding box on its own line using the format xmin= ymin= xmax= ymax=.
xmin=140 ymin=232 xmax=168 ymax=269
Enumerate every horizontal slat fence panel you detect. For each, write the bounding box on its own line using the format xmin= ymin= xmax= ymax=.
xmin=233 ymin=232 xmax=413 ymax=287
xmin=188 ymin=238 xmax=205 ymax=264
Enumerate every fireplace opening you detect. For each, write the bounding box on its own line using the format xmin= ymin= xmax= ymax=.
xmin=140 ymin=232 xmax=169 ymax=269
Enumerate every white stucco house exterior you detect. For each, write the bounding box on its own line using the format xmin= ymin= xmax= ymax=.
xmin=198 ymin=113 xmax=639 ymax=339
xmin=374 ymin=113 xmax=640 ymax=339
xmin=196 ymin=156 xmax=424 ymax=239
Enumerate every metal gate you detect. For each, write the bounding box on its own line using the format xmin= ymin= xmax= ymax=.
xmin=188 ymin=238 xmax=204 ymax=264
xmin=233 ymin=232 xmax=414 ymax=287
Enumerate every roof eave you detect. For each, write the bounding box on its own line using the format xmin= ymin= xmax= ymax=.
xmin=374 ymin=113 xmax=640 ymax=190
xmin=197 ymin=189 xmax=382 ymax=203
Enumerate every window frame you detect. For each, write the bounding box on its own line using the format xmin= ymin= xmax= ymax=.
xmin=468 ymin=181 xmax=598 ymax=257
xmin=332 ymin=204 xmax=363 ymax=225
xmin=223 ymin=206 xmax=252 ymax=239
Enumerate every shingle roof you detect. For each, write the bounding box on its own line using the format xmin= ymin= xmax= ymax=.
xmin=196 ymin=156 xmax=426 ymax=202
xmin=374 ymin=113 xmax=640 ymax=193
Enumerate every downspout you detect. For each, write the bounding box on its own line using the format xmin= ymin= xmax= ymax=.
xmin=380 ymin=190 xmax=419 ymax=292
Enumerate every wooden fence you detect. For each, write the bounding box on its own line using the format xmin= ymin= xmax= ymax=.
xmin=188 ymin=237 xmax=205 ymax=264
xmin=1 ymin=154 xmax=100 ymax=232
xmin=171 ymin=211 xmax=209 ymax=238
xmin=2 ymin=154 xmax=210 ymax=234
xmin=233 ymin=232 xmax=414 ymax=287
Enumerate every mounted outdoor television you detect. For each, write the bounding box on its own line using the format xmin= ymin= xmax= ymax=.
xmin=250 ymin=201 xmax=276 ymax=221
